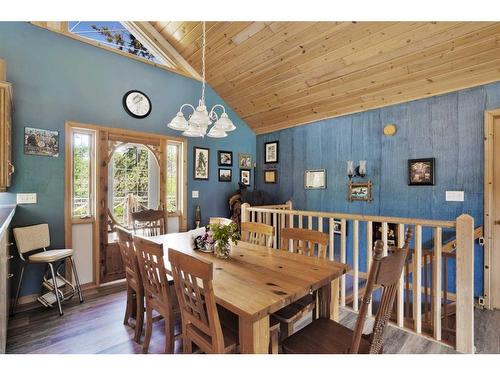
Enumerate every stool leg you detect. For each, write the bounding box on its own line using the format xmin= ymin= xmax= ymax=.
xmin=11 ymin=263 xmax=26 ymax=315
xmin=69 ymin=256 xmax=84 ymax=303
xmin=48 ymin=263 xmax=63 ymax=316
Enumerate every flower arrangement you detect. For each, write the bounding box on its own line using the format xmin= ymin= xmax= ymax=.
xmin=208 ymin=221 xmax=240 ymax=259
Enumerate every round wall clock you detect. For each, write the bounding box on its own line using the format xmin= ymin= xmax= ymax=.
xmin=122 ymin=90 xmax=152 ymax=119
xmin=383 ymin=123 xmax=397 ymax=136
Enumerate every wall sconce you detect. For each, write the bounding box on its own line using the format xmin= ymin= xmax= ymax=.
xmin=347 ymin=160 xmax=367 ymax=179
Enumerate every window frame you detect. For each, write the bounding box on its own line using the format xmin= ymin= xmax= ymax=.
xmin=166 ymin=140 xmax=184 ymax=216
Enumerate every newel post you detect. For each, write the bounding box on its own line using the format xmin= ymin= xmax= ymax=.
xmin=241 ymin=203 xmax=250 ymax=224
xmin=455 ymin=214 xmax=475 ymax=354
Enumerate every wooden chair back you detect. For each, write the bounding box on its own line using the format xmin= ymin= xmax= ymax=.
xmin=131 ymin=209 xmax=167 ymax=237
xmin=241 ymin=222 xmax=274 ymax=247
xmin=281 ymin=227 xmax=329 ymax=259
xmin=134 ymin=236 xmax=173 ymax=310
xmin=350 ymin=227 xmax=412 ymax=354
xmin=168 ymin=249 xmax=225 ymax=353
xmin=115 ymin=226 xmax=142 ymax=290
xmin=209 ymin=217 xmax=233 ymax=226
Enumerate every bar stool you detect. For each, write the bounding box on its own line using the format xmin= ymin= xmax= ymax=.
xmin=12 ymin=223 xmax=84 ymax=316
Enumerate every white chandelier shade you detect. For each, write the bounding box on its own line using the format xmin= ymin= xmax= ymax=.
xmin=167 ymin=22 xmax=235 ymax=138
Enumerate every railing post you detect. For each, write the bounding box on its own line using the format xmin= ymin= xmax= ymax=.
xmin=456 ymin=214 xmax=474 ymax=354
xmin=241 ymin=203 xmax=250 ymax=224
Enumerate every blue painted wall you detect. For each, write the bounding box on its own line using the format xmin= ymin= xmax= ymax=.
xmin=0 ymin=22 xmax=256 ymax=296
xmin=257 ymin=82 xmax=500 ymax=297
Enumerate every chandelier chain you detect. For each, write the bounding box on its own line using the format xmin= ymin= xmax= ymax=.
xmin=201 ymin=21 xmax=206 ymax=103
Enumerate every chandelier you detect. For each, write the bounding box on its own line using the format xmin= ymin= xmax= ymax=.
xmin=167 ymin=22 xmax=235 ymax=138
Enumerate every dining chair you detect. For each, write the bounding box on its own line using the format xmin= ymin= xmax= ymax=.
xmin=273 ymin=227 xmax=329 ymax=338
xmin=115 ymin=226 xmax=144 ymax=343
xmin=209 ymin=217 xmax=233 ymax=226
xmin=240 ymin=222 xmax=274 ymax=247
xmin=168 ymin=249 xmax=239 ymax=354
xmin=131 ymin=209 xmax=167 ymax=237
xmin=134 ymin=235 xmax=179 ymax=353
xmin=12 ymin=223 xmax=84 ymax=316
xmin=282 ymin=228 xmax=412 ymax=354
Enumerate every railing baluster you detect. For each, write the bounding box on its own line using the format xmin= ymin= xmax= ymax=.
xmin=382 ymin=222 xmax=388 ymax=256
xmin=414 ymin=224 xmax=422 ymax=334
xmin=272 ymin=212 xmax=277 ymax=249
xmin=433 ymin=226 xmax=442 ymax=341
xmin=308 ymin=215 xmax=313 ymax=230
xmin=353 ymin=220 xmax=359 ymax=312
xmin=341 ymin=219 xmax=347 ymax=307
xmin=329 ymin=218 xmax=335 ymax=261
xmin=397 ymin=223 xmax=405 ymax=327
xmin=298 ymin=215 xmax=303 ymax=229
xmin=366 ymin=221 xmax=373 ymax=316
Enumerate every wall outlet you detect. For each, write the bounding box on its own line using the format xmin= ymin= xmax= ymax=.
xmin=17 ymin=193 xmax=37 ymax=204
xmin=192 ymin=190 xmax=199 ymax=198
xmin=445 ymin=191 xmax=464 ymax=202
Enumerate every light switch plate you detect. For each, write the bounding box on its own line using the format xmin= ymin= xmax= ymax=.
xmin=446 ymin=191 xmax=464 ymax=202
xmin=192 ymin=190 xmax=199 ymax=198
xmin=17 ymin=193 xmax=37 ymax=204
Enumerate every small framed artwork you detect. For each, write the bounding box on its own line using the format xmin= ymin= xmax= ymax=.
xmin=304 ymin=169 xmax=326 ymax=189
xmin=264 ymin=141 xmax=279 ymax=164
xmin=218 ymin=150 xmax=233 ymax=166
xmin=348 ymin=181 xmax=373 ymax=202
xmin=264 ymin=169 xmax=277 ymax=184
xmin=238 ymin=153 xmax=252 ymax=169
xmin=193 ymin=147 xmax=209 ymax=180
xmin=408 ymin=158 xmax=435 ymax=186
xmin=240 ymin=169 xmax=251 ymax=186
xmin=24 ymin=127 xmax=60 ymax=157
xmin=218 ymin=168 xmax=232 ymax=182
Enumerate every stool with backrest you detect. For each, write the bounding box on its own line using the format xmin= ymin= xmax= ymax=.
xmin=282 ymin=227 xmax=412 ymax=354
xmin=115 ymin=226 xmax=144 ymax=343
xmin=240 ymin=222 xmax=274 ymax=247
xmin=168 ymin=249 xmax=239 ymax=354
xmin=131 ymin=209 xmax=167 ymax=237
xmin=134 ymin=235 xmax=179 ymax=353
xmin=12 ymin=223 xmax=84 ymax=316
xmin=273 ymin=227 xmax=329 ymax=338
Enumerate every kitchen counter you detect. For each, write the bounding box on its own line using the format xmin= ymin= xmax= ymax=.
xmin=0 ymin=205 xmax=15 ymax=235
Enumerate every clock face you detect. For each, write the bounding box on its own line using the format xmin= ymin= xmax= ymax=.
xmin=123 ymin=90 xmax=151 ymax=119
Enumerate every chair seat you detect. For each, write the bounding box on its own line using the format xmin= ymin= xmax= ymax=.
xmin=282 ymin=318 xmax=372 ymax=354
xmin=29 ymin=249 xmax=74 ymax=263
xmin=273 ymin=294 xmax=315 ymax=323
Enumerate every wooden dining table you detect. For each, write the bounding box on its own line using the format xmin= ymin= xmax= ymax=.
xmin=149 ymin=233 xmax=349 ymax=354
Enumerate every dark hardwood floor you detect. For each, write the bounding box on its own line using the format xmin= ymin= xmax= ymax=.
xmin=6 ymin=284 xmax=499 ymax=354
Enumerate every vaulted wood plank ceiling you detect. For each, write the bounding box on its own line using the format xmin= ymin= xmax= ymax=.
xmin=142 ymin=21 xmax=500 ymax=134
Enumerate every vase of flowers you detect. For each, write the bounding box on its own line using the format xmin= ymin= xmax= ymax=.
xmin=209 ymin=221 xmax=240 ymax=259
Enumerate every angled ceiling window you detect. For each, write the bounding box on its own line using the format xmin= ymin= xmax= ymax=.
xmin=68 ymin=21 xmax=166 ymax=65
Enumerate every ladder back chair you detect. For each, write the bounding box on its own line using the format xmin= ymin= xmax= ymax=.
xmin=12 ymin=223 xmax=84 ymax=316
xmin=240 ymin=222 xmax=274 ymax=247
xmin=209 ymin=217 xmax=233 ymax=226
xmin=115 ymin=226 xmax=144 ymax=343
xmin=168 ymin=249 xmax=239 ymax=354
xmin=282 ymin=227 xmax=412 ymax=354
xmin=274 ymin=227 xmax=330 ymax=338
xmin=134 ymin=236 xmax=179 ymax=353
xmin=131 ymin=209 xmax=167 ymax=237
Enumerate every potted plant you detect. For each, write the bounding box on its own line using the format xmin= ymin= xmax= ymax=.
xmin=209 ymin=221 xmax=240 ymax=259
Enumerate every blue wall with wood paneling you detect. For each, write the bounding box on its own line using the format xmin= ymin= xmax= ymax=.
xmin=0 ymin=22 xmax=256 ymax=296
xmin=257 ymin=82 xmax=500 ymax=297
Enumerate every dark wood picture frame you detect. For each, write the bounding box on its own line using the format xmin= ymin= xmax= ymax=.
xmin=218 ymin=150 xmax=233 ymax=166
xmin=218 ymin=168 xmax=232 ymax=182
xmin=264 ymin=169 xmax=277 ymax=184
xmin=348 ymin=180 xmax=373 ymax=202
xmin=264 ymin=140 xmax=279 ymax=164
xmin=193 ymin=147 xmax=210 ymax=180
xmin=408 ymin=158 xmax=435 ymax=186
xmin=240 ymin=169 xmax=251 ymax=186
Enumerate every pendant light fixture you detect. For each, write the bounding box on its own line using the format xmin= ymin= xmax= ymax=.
xmin=167 ymin=22 xmax=236 ymax=138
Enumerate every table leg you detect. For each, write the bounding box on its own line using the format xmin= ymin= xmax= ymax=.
xmin=318 ymin=278 xmax=340 ymax=322
xmin=331 ymin=278 xmax=340 ymax=322
xmin=239 ymin=315 xmax=270 ymax=354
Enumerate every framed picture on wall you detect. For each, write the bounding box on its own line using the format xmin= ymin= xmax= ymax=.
xmin=304 ymin=169 xmax=326 ymax=189
xmin=218 ymin=168 xmax=232 ymax=182
xmin=348 ymin=181 xmax=373 ymax=202
xmin=24 ymin=127 xmax=60 ymax=157
xmin=193 ymin=147 xmax=209 ymax=180
xmin=264 ymin=169 xmax=277 ymax=184
xmin=240 ymin=169 xmax=251 ymax=186
xmin=238 ymin=153 xmax=252 ymax=168
xmin=408 ymin=158 xmax=435 ymax=185
xmin=218 ymin=150 xmax=233 ymax=166
xmin=264 ymin=141 xmax=279 ymax=163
